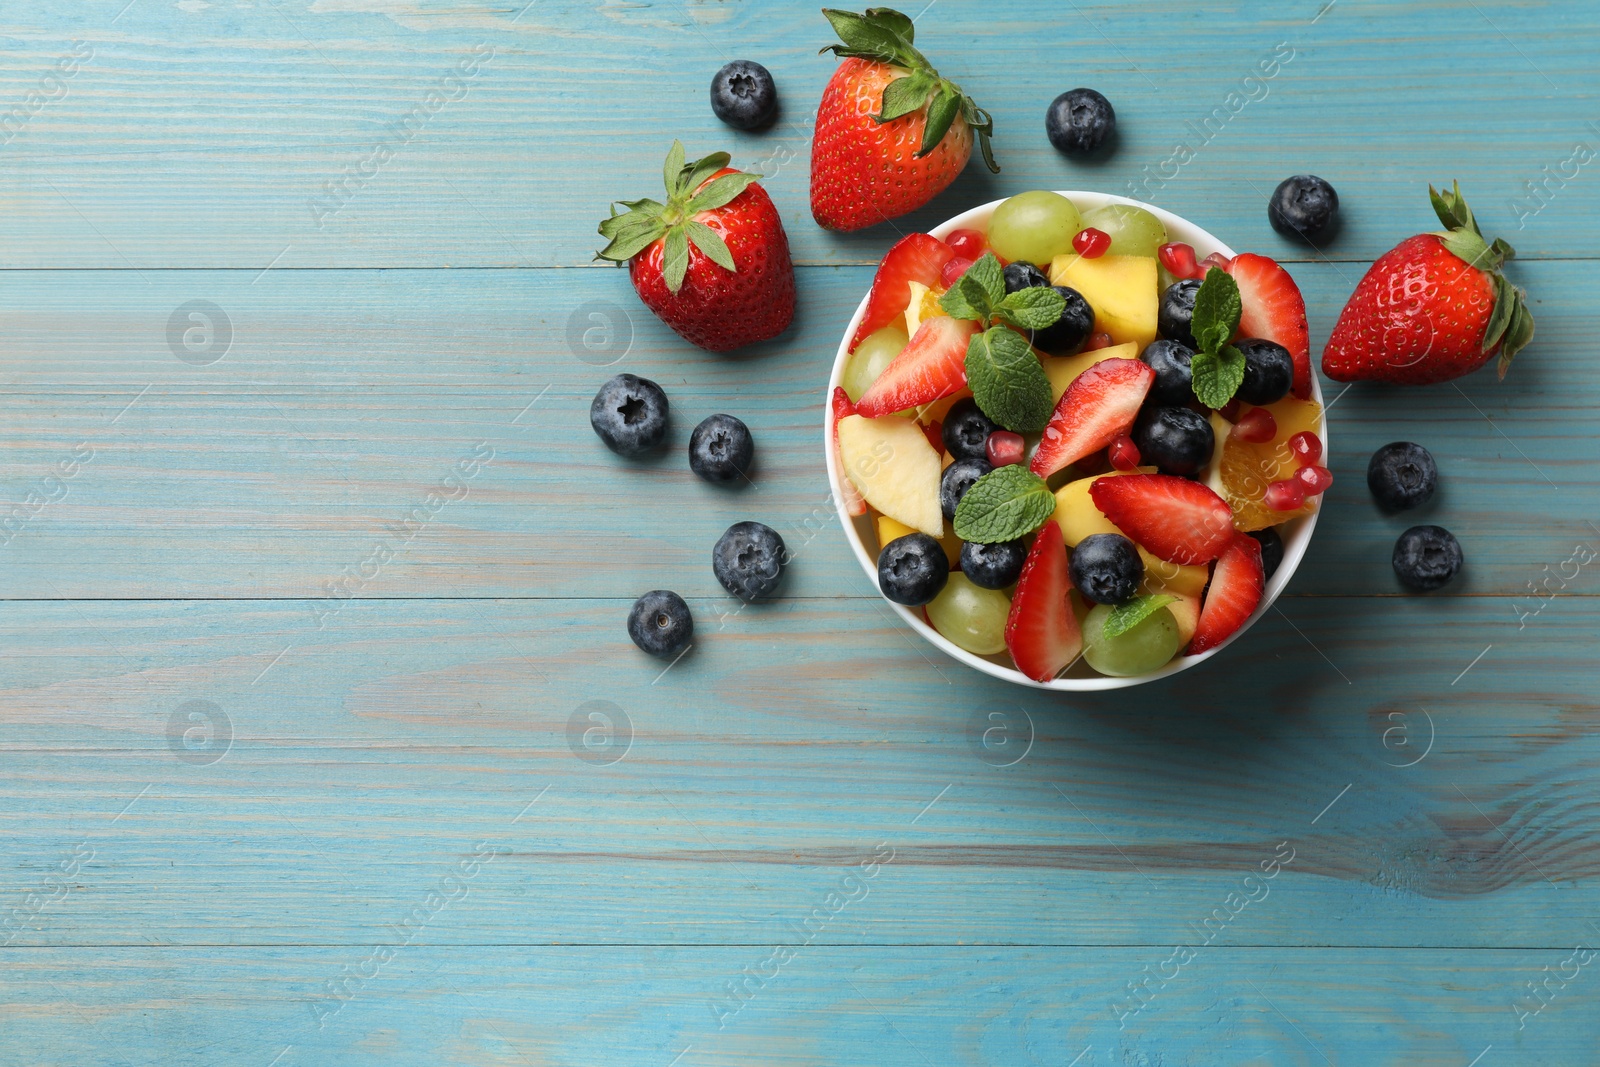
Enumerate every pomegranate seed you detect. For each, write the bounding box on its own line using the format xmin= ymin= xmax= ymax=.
xmin=940 ymin=257 xmax=973 ymax=288
xmin=945 ymin=228 xmax=986 ymax=260
xmin=1296 ymin=464 xmax=1333 ymax=495
xmin=1158 ymin=242 xmax=1202 ymax=280
xmin=1264 ymin=478 xmax=1306 ymax=511
xmin=1230 ymin=407 xmax=1277 ymax=444
xmin=985 ymin=430 xmax=1026 ymax=468
xmin=1108 ymin=434 xmax=1141 ymax=471
xmin=1083 ymin=332 xmax=1114 ymax=351
xmin=1287 ymin=430 xmax=1322 ymax=465
xmin=1199 ymin=251 xmax=1233 ymax=273
xmin=921 ymin=420 xmax=944 ymax=454
xmin=1218 ymin=398 xmax=1241 ymax=422
xmin=1073 ymin=227 xmax=1112 ymax=258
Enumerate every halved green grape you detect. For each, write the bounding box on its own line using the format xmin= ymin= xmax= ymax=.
xmin=926 ymin=572 xmax=1011 ymax=655
xmin=842 ymin=322 xmax=909 ymax=408
xmin=987 ymin=191 xmax=1083 ymax=267
xmin=1081 ymin=603 xmax=1181 ymax=677
xmin=1080 ymin=204 xmax=1167 ymax=259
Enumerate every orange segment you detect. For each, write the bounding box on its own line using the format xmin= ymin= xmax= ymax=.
xmin=1220 ymin=396 xmax=1322 ymax=532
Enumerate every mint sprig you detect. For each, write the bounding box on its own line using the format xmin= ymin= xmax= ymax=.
xmin=952 ymin=465 xmax=1055 ymax=543
xmin=1102 ymin=594 xmax=1177 ymax=639
xmin=1189 ymin=267 xmax=1246 ymax=409
xmin=936 ymin=252 xmax=1060 ymax=431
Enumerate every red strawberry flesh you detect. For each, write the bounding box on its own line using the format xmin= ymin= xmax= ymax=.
xmin=1226 ymin=253 xmax=1312 ymax=399
xmin=850 ymin=233 xmax=955 ymax=351
xmin=1089 ymin=473 xmax=1235 ymax=565
xmin=855 ymin=315 xmax=978 ymax=418
xmin=1188 ymin=534 xmax=1264 ymax=654
xmin=1004 ymin=520 xmax=1083 ymax=682
xmin=1029 ymin=358 xmax=1155 ymax=479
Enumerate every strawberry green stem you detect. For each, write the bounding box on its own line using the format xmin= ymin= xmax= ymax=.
xmin=1428 ymin=180 xmax=1534 ymax=375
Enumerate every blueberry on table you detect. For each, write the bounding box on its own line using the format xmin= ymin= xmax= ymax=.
xmin=1142 ymin=338 xmax=1196 ymax=406
xmin=1249 ymin=526 xmax=1284 ymax=581
xmin=1029 ymin=286 xmax=1094 ymax=355
xmin=1367 ymin=442 xmax=1438 ymax=511
xmin=709 ymin=60 xmax=777 ymax=130
xmin=712 ymin=521 xmax=787 ymax=601
xmin=877 ymin=533 xmax=951 ymax=605
xmin=1235 ymin=339 xmax=1295 ymax=405
xmin=1268 ymin=175 xmax=1340 ymax=242
xmin=1158 ymin=279 xmax=1202 ymax=348
xmin=590 ymin=373 xmax=669 ymax=456
xmin=940 ymin=457 xmax=992 ymax=520
xmin=1045 ymin=88 xmax=1116 ymax=155
xmin=1070 ymin=533 xmax=1144 ymax=605
xmin=689 ymin=413 xmax=754 ymax=483
xmin=1393 ymin=525 xmax=1462 ymax=591
xmin=1002 ymin=261 xmax=1050 ymax=293
xmin=1132 ymin=405 xmax=1213 ymax=477
xmin=960 ymin=538 xmax=1027 ymax=590
xmin=627 ymin=590 xmax=694 ymax=658
xmin=942 ymin=398 xmax=996 ymax=461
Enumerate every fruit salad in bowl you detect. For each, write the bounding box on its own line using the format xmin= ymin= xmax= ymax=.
xmin=824 ymin=190 xmax=1328 ymax=689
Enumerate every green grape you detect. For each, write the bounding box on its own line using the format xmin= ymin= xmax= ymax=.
xmin=926 ymin=572 xmax=1011 ymax=656
xmin=1080 ymin=204 xmax=1167 ymax=258
xmin=841 ymin=322 xmax=909 ymax=409
xmin=1081 ymin=603 xmax=1181 ymax=677
xmin=986 ymin=191 xmax=1082 ymax=268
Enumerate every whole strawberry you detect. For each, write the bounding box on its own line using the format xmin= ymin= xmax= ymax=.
xmin=810 ymin=7 xmax=997 ymax=232
xmin=1322 ymin=182 xmax=1533 ymax=384
xmin=597 ymin=141 xmax=795 ymax=352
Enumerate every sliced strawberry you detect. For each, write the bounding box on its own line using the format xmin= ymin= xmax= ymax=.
xmin=830 ymin=387 xmax=867 ymax=516
xmin=1004 ymin=519 xmax=1082 ymax=682
xmin=1089 ymin=474 xmax=1235 ymax=565
xmin=849 ymin=233 xmax=956 ymax=351
xmin=1189 ymin=534 xmax=1264 ymax=654
xmin=855 ymin=316 xmax=978 ymax=418
xmin=1029 ymin=358 xmax=1155 ymax=479
xmin=1226 ymin=253 xmax=1312 ymax=399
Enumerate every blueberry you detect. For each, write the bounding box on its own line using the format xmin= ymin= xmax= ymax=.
xmin=941 ymin=458 xmax=991 ymax=520
xmin=942 ymin=398 xmax=996 ymax=461
xmin=1249 ymin=527 xmax=1284 ymax=581
xmin=1268 ymin=175 xmax=1340 ymax=243
xmin=1045 ymin=88 xmax=1116 ymax=155
xmin=712 ymin=521 xmax=786 ymax=601
xmin=1393 ymin=525 xmax=1462 ymax=592
xmin=1367 ymin=442 xmax=1437 ymax=511
xmin=877 ymin=533 xmax=950 ymax=605
xmin=1158 ymin=279 xmax=1202 ymax=348
xmin=590 ymin=373 xmax=669 ymax=456
xmin=1070 ymin=533 xmax=1144 ymax=605
xmin=627 ymin=590 xmax=694 ymax=658
xmin=1132 ymin=405 xmax=1213 ymax=477
xmin=960 ymin=539 xmax=1027 ymax=590
xmin=689 ymin=413 xmax=754 ymax=483
xmin=1235 ymin=339 xmax=1294 ymax=405
xmin=1003 ymin=261 xmax=1050 ymax=293
xmin=1030 ymin=286 xmax=1095 ymax=355
xmin=709 ymin=60 xmax=777 ymax=131
xmin=1142 ymin=339 xmax=1196 ymax=406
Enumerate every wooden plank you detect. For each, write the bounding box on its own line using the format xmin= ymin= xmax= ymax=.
xmin=0 ymin=262 xmax=1591 ymax=599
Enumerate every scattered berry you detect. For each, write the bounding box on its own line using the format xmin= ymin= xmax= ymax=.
xmin=985 ymin=430 xmax=1026 ymax=468
xmin=942 ymin=398 xmax=996 ymax=461
xmin=710 ymin=60 xmax=778 ymax=130
xmin=1235 ymin=338 xmax=1295 ymax=405
xmin=941 ymin=256 xmax=973 ymax=287
xmin=1083 ymin=332 xmax=1114 ymax=351
xmin=712 ymin=521 xmax=787 ymax=601
xmin=1045 ymin=88 xmax=1116 ymax=155
xmin=1069 ymin=533 xmax=1144 ymax=605
xmin=1004 ymin=520 xmax=1083 ymax=681
xmin=1132 ymin=405 xmax=1214 ymax=477
xmin=1287 ymin=430 xmax=1322 ymax=466
xmin=1264 ymin=478 xmax=1306 ymax=511
xmin=591 ymin=373 xmax=669 ymax=456
xmin=1089 ymin=474 xmax=1235 ymax=565
xmin=961 ymin=538 xmax=1028 ymax=590
xmin=1002 ymin=260 xmax=1050 ymax=293
xmin=1268 ymin=175 xmax=1340 ymax=242
xmin=1367 ymin=442 xmax=1437 ymax=510
xmin=1142 ymin=338 xmax=1196 ymax=406
xmin=1158 ymin=279 xmax=1201 ymax=348
xmin=1031 ymin=358 xmax=1155 ymax=478
xmin=1226 ymin=253 xmax=1312 ymax=398
xmin=1393 ymin=524 xmax=1462 ymax=591
xmin=1029 ymin=286 xmax=1095 ymax=354
xmin=1158 ymin=242 xmax=1202 ymax=281
xmin=1249 ymin=526 xmax=1284 ymax=581
xmin=1188 ymin=534 xmax=1264 ymax=654
xmin=1296 ymin=464 xmax=1333 ymax=496
xmin=878 ymin=533 xmax=950 ymax=605
xmin=689 ymin=414 xmax=754 ymax=483
xmin=1108 ymin=433 xmax=1141 ymax=471
xmin=941 ymin=457 xmax=992 ymax=519
xmin=1230 ymin=407 xmax=1277 ymax=444
xmin=946 ymin=228 xmax=986 ymax=259
xmin=628 ymin=590 xmax=694 ymax=658
xmin=1073 ymin=227 xmax=1111 ymax=258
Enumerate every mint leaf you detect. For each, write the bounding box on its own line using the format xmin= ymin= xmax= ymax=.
xmin=1191 ymin=343 xmax=1246 ymax=409
xmin=938 ymin=271 xmax=991 ymax=322
xmin=953 ymin=465 xmax=1056 ymax=542
xmin=964 ymin=326 xmax=1053 ymax=433
xmin=1190 ymin=267 xmax=1241 ymax=356
xmin=996 ymin=286 xmax=1065 ymax=331
xmin=1102 ymin=594 xmax=1177 ymax=639
xmin=964 ymin=252 xmax=1005 ymax=306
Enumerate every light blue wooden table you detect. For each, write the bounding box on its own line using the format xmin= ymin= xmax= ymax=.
xmin=2 ymin=2 xmax=1598 ymax=1063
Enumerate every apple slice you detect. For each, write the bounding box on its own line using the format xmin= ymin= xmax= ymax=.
xmin=837 ymin=413 xmax=943 ymax=537
xmin=830 ymin=387 xmax=867 ymax=517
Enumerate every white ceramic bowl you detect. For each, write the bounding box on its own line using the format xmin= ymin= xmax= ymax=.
xmin=824 ymin=191 xmax=1327 ymax=691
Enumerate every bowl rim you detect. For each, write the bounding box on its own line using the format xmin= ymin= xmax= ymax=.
xmin=823 ymin=190 xmax=1327 ymax=691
